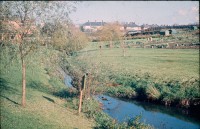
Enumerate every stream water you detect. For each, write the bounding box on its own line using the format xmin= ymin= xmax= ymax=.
xmin=60 ymin=69 xmax=73 ymax=88
xmin=63 ymin=74 xmax=200 ymax=129
xmin=64 ymin=74 xmax=72 ymax=87
xmin=96 ymin=95 xmax=200 ymax=129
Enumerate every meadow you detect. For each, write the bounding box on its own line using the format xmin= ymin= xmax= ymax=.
xmin=0 ymin=29 xmax=199 ymax=129
xmin=70 ymin=41 xmax=199 ymax=107
xmin=78 ymin=43 xmax=199 ymax=81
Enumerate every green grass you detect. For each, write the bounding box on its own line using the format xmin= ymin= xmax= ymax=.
xmin=1 ymin=89 xmax=94 ymax=129
xmin=78 ymin=46 xmax=199 ymax=81
xmin=0 ymin=45 xmax=153 ymax=129
xmin=1 ymin=37 xmax=198 ymax=128
xmin=0 ymin=46 xmax=94 ymax=129
xmin=69 ymin=41 xmax=199 ymax=106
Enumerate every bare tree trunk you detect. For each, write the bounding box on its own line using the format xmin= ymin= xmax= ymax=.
xmin=22 ymin=59 xmax=26 ymax=107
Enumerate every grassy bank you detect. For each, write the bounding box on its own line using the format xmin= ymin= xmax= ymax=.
xmin=1 ymin=41 xmax=198 ymax=128
xmin=0 ymin=46 xmax=94 ymax=129
xmin=1 ymin=45 xmax=152 ymax=129
xmin=68 ymin=42 xmax=199 ymax=108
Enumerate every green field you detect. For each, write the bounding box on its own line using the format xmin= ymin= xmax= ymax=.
xmin=78 ymin=43 xmax=199 ymax=81
xmin=0 ymin=31 xmax=199 ymax=129
xmin=69 ymin=42 xmax=199 ymax=106
xmin=1 ymin=42 xmax=198 ymax=129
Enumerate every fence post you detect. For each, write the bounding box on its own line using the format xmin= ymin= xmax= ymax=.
xmin=78 ymin=74 xmax=87 ymax=114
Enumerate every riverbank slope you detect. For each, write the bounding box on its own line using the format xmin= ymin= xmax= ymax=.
xmin=0 ymin=47 xmax=94 ymax=129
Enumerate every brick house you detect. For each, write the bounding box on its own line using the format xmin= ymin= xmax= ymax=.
xmin=82 ymin=20 xmax=106 ymax=33
xmin=124 ymin=22 xmax=141 ymax=31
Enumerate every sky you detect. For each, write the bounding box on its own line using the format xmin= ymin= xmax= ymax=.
xmin=69 ymin=1 xmax=199 ymax=25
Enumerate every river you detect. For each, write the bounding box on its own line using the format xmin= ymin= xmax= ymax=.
xmin=96 ymin=95 xmax=200 ymax=129
xmin=63 ymin=74 xmax=200 ymax=129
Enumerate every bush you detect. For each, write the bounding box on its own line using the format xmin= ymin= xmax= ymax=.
xmin=82 ymin=98 xmax=101 ymax=118
xmin=145 ymin=84 xmax=161 ymax=100
xmin=94 ymin=111 xmax=152 ymax=129
xmin=106 ymin=86 xmax=136 ymax=99
xmin=127 ymin=114 xmax=153 ymax=129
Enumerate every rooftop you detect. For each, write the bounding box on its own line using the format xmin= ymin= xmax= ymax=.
xmin=125 ymin=22 xmax=139 ymax=27
xmin=124 ymin=22 xmax=139 ymax=27
xmin=82 ymin=21 xmax=106 ymax=26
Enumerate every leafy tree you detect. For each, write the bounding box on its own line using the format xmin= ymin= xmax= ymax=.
xmin=95 ymin=22 xmax=126 ymax=56
xmin=41 ymin=22 xmax=57 ymax=37
xmin=46 ymin=22 xmax=88 ymax=55
xmin=0 ymin=1 xmax=77 ymax=107
xmin=65 ymin=24 xmax=88 ymax=55
xmin=96 ymin=22 xmax=123 ymax=48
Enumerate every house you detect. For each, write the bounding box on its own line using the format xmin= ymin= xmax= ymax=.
xmin=125 ymin=30 xmax=142 ymax=36
xmin=124 ymin=22 xmax=141 ymax=31
xmin=159 ymin=30 xmax=170 ymax=36
xmin=149 ymin=24 xmax=159 ymax=28
xmin=141 ymin=24 xmax=160 ymax=31
xmin=141 ymin=24 xmax=151 ymax=30
xmin=82 ymin=20 xmax=106 ymax=32
xmin=169 ymin=29 xmax=177 ymax=34
xmin=192 ymin=26 xmax=198 ymax=30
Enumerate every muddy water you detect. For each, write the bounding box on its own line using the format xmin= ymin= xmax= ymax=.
xmin=96 ymin=95 xmax=200 ymax=129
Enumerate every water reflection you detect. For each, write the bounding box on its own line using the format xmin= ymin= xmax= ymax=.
xmin=96 ymin=95 xmax=200 ymax=129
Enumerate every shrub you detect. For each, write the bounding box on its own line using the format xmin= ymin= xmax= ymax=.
xmin=145 ymin=84 xmax=161 ymax=100
xmin=127 ymin=114 xmax=153 ymax=129
xmin=82 ymin=98 xmax=101 ymax=118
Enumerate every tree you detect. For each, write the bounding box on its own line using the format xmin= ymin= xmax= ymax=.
xmin=47 ymin=22 xmax=88 ymax=55
xmin=1 ymin=1 xmax=77 ymax=107
xmin=96 ymin=22 xmax=123 ymax=48
xmin=65 ymin=24 xmax=88 ymax=55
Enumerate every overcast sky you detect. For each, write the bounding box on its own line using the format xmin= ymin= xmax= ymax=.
xmin=69 ymin=1 xmax=199 ymax=25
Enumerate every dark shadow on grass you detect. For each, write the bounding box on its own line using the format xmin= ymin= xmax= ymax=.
xmin=0 ymin=77 xmax=19 ymax=94
xmin=53 ymin=88 xmax=78 ymax=99
xmin=28 ymin=81 xmax=50 ymax=93
xmin=0 ymin=95 xmax=20 ymax=105
xmin=42 ymin=96 xmax=55 ymax=103
xmin=0 ymin=77 xmax=11 ymax=91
